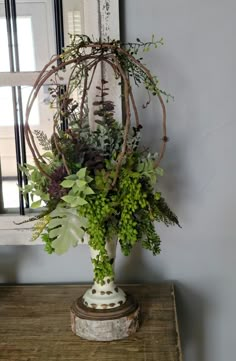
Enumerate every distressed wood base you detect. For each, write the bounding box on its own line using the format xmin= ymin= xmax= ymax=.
xmin=70 ymin=293 xmax=141 ymax=341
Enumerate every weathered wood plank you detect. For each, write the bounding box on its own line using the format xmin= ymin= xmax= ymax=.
xmin=0 ymin=284 xmax=182 ymax=361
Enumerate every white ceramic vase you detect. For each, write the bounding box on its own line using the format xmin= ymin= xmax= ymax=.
xmin=83 ymin=238 xmax=127 ymax=310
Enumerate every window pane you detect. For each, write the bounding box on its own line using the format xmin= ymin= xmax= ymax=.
xmin=16 ymin=1 xmax=56 ymax=71
xmin=0 ymin=87 xmax=18 ymax=209
xmin=0 ymin=130 xmax=17 ymax=177
xmin=21 ymin=86 xmax=40 ymax=126
xmin=0 ymin=87 xmax=14 ymax=126
xmin=2 ymin=178 xmax=19 ymax=208
xmin=23 ymin=87 xmax=55 ymax=157
xmin=0 ymin=86 xmax=39 ymax=127
xmin=17 ymin=17 xmax=36 ymax=71
xmin=0 ymin=84 xmax=55 ymax=210
xmin=0 ymin=15 xmax=10 ymax=72
xmin=63 ymin=0 xmax=85 ymax=46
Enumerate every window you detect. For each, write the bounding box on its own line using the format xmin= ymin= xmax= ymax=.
xmin=0 ymin=1 xmax=56 ymax=213
xmin=0 ymin=0 xmax=120 ymax=244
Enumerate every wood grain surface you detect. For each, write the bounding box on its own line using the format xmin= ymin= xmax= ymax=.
xmin=0 ymin=283 xmax=182 ymax=361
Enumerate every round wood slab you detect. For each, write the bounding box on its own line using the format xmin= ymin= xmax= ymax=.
xmin=70 ymin=293 xmax=141 ymax=341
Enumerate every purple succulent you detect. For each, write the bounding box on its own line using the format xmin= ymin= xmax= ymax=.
xmin=48 ymin=166 xmax=68 ymax=200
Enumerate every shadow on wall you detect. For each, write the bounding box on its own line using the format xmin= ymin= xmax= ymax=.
xmin=175 ymin=282 xmax=207 ymax=361
xmin=116 ymin=242 xmax=165 ymax=284
xmin=0 ymin=246 xmax=31 ymax=283
xmin=117 ymin=247 xmax=207 ymax=361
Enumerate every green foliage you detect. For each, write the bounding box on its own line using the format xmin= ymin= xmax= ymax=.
xmin=86 ymin=123 xmax=123 ymax=159
xmin=139 ymin=210 xmax=161 ymax=255
xmin=21 ymin=119 xmax=180 ymax=283
xmin=41 ymin=232 xmax=55 ymax=254
xmin=79 ymin=193 xmax=116 ymax=283
xmin=32 ymin=214 xmax=50 ymax=241
xmin=60 ymin=168 xmax=94 ymax=207
xmin=19 ymin=35 xmax=180 ymax=285
xmin=92 ymin=254 xmax=114 ymax=285
xmin=151 ymin=196 xmax=180 ymax=227
xmin=34 ymin=130 xmax=52 ymax=150
xmin=47 ymin=207 xmax=88 ymax=254
xmin=118 ymin=170 xmax=147 ymax=255
xmin=19 ymin=163 xmax=50 ymax=207
xmin=21 ymin=138 xmax=179 ymax=283
xmin=137 ymin=153 xmax=164 ymax=186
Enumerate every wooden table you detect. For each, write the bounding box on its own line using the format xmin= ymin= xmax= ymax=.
xmin=0 ymin=284 xmax=182 ymax=361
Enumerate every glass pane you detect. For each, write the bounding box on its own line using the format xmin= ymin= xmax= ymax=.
xmin=23 ymin=87 xmax=55 ymax=157
xmin=2 ymin=178 xmax=19 ymax=208
xmin=0 ymin=87 xmax=14 ymax=126
xmin=0 ymin=12 xmax=10 ymax=72
xmin=16 ymin=1 xmax=56 ymax=71
xmin=63 ymin=0 xmax=85 ymax=46
xmin=0 ymin=84 xmax=55 ymax=210
xmin=17 ymin=17 xmax=35 ymax=71
xmin=0 ymin=86 xmax=18 ymax=209
xmin=21 ymin=86 xmax=40 ymax=126
xmin=0 ymin=86 xmax=39 ymax=127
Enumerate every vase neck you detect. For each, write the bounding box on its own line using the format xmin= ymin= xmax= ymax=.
xmin=89 ymin=237 xmax=117 ymax=261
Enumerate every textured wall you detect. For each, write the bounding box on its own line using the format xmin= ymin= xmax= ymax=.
xmin=1 ymin=1 xmax=236 ymax=360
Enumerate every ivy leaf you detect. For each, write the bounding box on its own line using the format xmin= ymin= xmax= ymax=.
xmin=61 ymin=179 xmax=75 ymax=188
xmin=76 ymin=168 xmax=87 ymax=178
xmin=48 ymin=207 xmax=88 ymax=254
xmin=40 ymin=193 xmax=50 ymax=201
xmin=42 ymin=151 xmax=53 ymax=159
xmin=31 ymin=200 xmax=42 ymax=209
xmin=61 ymin=195 xmax=75 ymax=204
xmin=71 ymin=197 xmax=88 ymax=207
xmin=25 ymin=163 xmax=36 ymax=171
xmin=86 ymin=176 xmax=93 ymax=183
xmin=65 ymin=174 xmax=78 ymax=180
xmin=61 ymin=195 xmax=88 ymax=207
xmin=76 ymin=179 xmax=87 ymax=188
xmin=23 ymin=184 xmax=34 ymax=193
xmin=83 ymin=186 xmax=95 ymax=195
xmin=18 ymin=164 xmax=30 ymax=176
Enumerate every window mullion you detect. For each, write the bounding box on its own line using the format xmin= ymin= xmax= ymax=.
xmin=4 ymin=0 xmax=14 ymax=71
xmin=4 ymin=0 xmax=25 ymax=215
xmin=54 ymin=0 xmax=65 ymax=56
xmin=10 ymin=0 xmax=29 ymax=208
xmin=0 ymin=72 xmax=42 ymax=86
xmin=54 ymin=0 xmax=67 ymax=131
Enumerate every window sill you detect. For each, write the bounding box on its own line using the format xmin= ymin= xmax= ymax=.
xmin=0 ymin=214 xmax=42 ymax=245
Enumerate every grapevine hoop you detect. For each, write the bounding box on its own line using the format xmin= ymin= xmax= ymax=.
xmin=24 ymin=37 xmax=167 ymax=186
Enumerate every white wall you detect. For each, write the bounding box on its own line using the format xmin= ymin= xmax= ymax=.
xmin=120 ymin=1 xmax=236 ymax=360
xmin=1 ymin=1 xmax=236 ymax=360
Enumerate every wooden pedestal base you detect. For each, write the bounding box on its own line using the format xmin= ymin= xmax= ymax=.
xmin=70 ymin=294 xmax=141 ymax=341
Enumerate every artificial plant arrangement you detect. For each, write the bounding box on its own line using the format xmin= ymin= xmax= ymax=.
xmin=21 ymin=34 xmax=179 ymax=314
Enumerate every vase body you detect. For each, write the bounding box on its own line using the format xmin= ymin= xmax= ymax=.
xmin=82 ymin=238 xmax=127 ymax=309
xmin=71 ymin=237 xmax=141 ymax=340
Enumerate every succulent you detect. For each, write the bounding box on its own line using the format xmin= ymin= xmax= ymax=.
xmin=48 ymin=166 xmax=68 ymax=200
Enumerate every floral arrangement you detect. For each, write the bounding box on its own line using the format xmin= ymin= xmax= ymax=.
xmin=20 ymin=35 xmax=179 ymax=284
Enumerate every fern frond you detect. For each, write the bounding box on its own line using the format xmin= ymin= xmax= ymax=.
xmin=153 ymin=197 xmax=180 ymax=227
xmin=34 ymin=130 xmax=51 ymax=150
